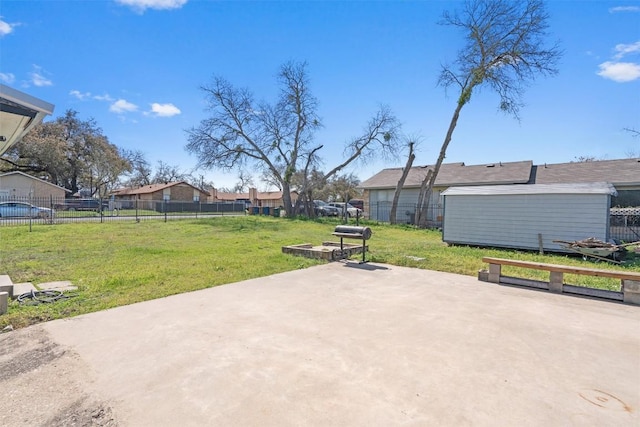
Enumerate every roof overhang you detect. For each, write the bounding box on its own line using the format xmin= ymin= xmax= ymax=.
xmin=0 ymin=84 xmax=55 ymax=156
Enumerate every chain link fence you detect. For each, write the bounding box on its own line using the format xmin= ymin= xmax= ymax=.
xmin=610 ymin=207 xmax=640 ymax=242
xmin=368 ymin=202 xmax=444 ymax=228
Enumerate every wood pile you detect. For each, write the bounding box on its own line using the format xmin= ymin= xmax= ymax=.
xmin=555 ymin=237 xmax=618 ymax=249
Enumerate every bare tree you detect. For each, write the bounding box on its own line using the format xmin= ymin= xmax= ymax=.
xmin=420 ymin=0 xmax=562 ymax=224
xmin=389 ymin=140 xmax=416 ymax=225
xmin=233 ymin=170 xmax=255 ymax=193
xmin=573 ymin=156 xmax=597 ymax=163
xmin=623 ymin=128 xmax=640 ymax=158
xmin=415 ymin=168 xmax=433 ymax=227
xmin=624 ymin=128 xmax=639 ymax=138
xmin=152 ymin=161 xmax=187 ymax=184
xmin=121 ymin=150 xmax=152 ymax=187
xmin=186 ymin=61 xmax=401 ymax=216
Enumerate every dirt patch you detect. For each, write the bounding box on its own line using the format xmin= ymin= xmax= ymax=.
xmin=44 ymin=398 xmax=117 ymax=426
xmin=0 ymin=330 xmax=65 ymax=382
xmin=0 ymin=326 xmax=117 ymax=426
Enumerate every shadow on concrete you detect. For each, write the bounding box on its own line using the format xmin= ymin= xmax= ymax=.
xmin=341 ymin=262 xmax=389 ymax=271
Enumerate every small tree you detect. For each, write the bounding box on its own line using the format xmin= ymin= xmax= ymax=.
xmin=421 ymin=0 xmax=562 ymax=224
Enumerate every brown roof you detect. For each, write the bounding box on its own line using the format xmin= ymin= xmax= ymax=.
xmin=213 ymin=191 xmax=247 ymax=201
xmin=533 ymin=158 xmax=640 ymax=186
xmin=212 ymin=190 xmax=297 ymax=201
xmin=360 ymin=161 xmax=533 ymax=189
xmin=113 ymin=181 xmax=205 ymax=196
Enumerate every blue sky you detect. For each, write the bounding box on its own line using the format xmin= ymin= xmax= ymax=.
xmin=1 ymin=0 xmax=639 ymax=190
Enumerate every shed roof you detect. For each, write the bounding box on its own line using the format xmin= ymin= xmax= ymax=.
xmin=442 ymin=182 xmax=618 ymax=196
xmin=359 ymin=160 xmax=533 ymax=189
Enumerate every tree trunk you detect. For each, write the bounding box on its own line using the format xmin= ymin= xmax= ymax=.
xmin=415 ymin=169 xmax=433 ymax=227
xmin=421 ymin=98 xmax=466 ymax=225
xmin=390 ymin=143 xmax=415 ymax=225
xmin=281 ymin=181 xmax=292 ymax=216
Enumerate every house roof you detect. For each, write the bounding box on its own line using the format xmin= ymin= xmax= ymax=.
xmin=212 ymin=190 xmax=298 ymax=201
xmin=532 ymin=158 xmax=640 ymax=186
xmin=0 ymin=171 xmax=70 ymax=192
xmin=442 ymin=182 xmax=617 ymax=197
xmin=112 ymin=181 xmax=206 ymax=196
xmin=359 ymin=160 xmax=533 ymax=189
xmin=360 ymin=158 xmax=640 ymax=190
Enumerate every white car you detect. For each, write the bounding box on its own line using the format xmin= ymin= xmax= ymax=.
xmin=328 ymin=202 xmax=362 ymax=218
xmin=0 ymin=201 xmax=54 ymax=218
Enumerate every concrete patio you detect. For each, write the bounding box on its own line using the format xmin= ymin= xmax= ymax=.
xmin=1 ymin=262 xmax=638 ymax=426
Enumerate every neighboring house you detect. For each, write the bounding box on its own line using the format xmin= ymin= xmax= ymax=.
xmin=112 ymin=182 xmax=209 ymax=202
xmin=360 ymin=158 xmax=640 ymax=223
xmin=360 ymin=160 xmax=533 ymax=223
xmin=0 ymin=171 xmax=70 ymax=202
xmin=441 ymin=182 xmax=617 ymax=253
xmin=532 ymin=158 xmax=640 ymax=206
xmin=209 ymin=187 xmax=298 ymax=208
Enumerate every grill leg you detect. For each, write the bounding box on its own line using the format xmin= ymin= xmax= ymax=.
xmin=361 ymin=237 xmax=367 ymax=263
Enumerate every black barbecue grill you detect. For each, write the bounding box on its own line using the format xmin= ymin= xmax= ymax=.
xmin=332 ymin=225 xmax=372 ymax=263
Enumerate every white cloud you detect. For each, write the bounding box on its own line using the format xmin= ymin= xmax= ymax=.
xmin=70 ymin=90 xmax=91 ymax=100
xmin=613 ymin=41 xmax=640 ymax=59
xmin=110 ymin=99 xmax=139 ymax=113
xmin=115 ymin=0 xmax=187 ymax=13
xmin=596 ymin=39 xmax=640 ymax=83
xmin=148 ymin=102 xmax=181 ymax=117
xmin=0 ymin=18 xmax=17 ymax=36
xmin=597 ymin=61 xmax=640 ymax=82
xmin=29 ymin=65 xmax=53 ymax=87
xmin=0 ymin=72 xmax=15 ymax=84
xmin=609 ymin=6 xmax=640 ymax=13
xmin=94 ymin=93 xmax=114 ymax=102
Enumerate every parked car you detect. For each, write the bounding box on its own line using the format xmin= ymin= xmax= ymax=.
xmin=328 ymin=202 xmax=362 ymax=218
xmin=348 ymin=199 xmax=364 ymax=211
xmin=55 ymin=198 xmax=107 ymax=212
xmin=0 ymin=201 xmax=54 ymax=218
xmin=313 ymin=200 xmax=340 ymax=217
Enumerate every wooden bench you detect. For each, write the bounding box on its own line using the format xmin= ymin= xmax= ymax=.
xmin=481 ymin=257 xmax=640 ymax=304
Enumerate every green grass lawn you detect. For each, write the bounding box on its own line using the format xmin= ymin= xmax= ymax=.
xmin=1 ymin=216 xmax=638 ymax=329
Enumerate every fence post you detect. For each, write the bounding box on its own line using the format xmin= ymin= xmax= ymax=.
xmin=136 ymin=199 xmax=139 ymax=221
xmin=164 ymin=200 xmax=167 ymax=222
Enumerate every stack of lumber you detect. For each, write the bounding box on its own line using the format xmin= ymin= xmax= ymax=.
xmin=554 ymin=237 xmax=617 ymax=249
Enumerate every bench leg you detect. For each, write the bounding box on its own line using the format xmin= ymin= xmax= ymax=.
xmin=549 ymin=271 xmax=563 ymax=293
xmin=622 ymin=280 xmax=640 ymax=305
xmin=0 ymin=292 xmax=8 ymax=315
xmin=488 ymin=264 xmax=501 ymax=283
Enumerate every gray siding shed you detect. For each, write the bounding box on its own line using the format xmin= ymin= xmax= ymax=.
xmin=441 ymin=183 xmax=617 ymax=252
